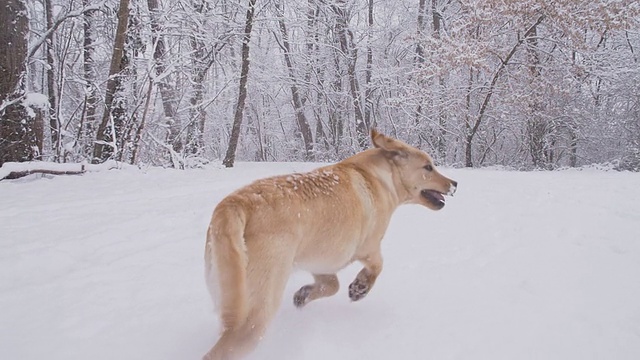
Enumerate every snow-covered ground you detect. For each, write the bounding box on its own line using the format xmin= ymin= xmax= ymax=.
xmin=1 ymin=163 xmax=639 ymax=360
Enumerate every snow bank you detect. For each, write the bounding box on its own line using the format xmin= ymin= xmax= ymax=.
xmin=0 ymin=164 xmax=639 ymax=360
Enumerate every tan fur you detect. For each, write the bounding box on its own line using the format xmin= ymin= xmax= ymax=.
xmin=203 ymin=130 xmax=457 ymax=359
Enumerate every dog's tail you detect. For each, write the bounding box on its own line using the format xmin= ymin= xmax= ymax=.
xmin=204 ymin=203 xmax=249 ymax=331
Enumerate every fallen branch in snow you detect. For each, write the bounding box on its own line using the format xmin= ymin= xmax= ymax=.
xmin=0 ymin=160 xmax=120 ymax=181
xmin=2 ymin=168 xmax=86 ymax=180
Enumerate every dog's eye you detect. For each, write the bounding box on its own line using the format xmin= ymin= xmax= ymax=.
xmin=424 ymin=164 xmax=433 ymax=171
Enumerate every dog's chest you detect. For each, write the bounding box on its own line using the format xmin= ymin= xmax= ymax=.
xmin=293 ymin=238 xmax=359 ymax=273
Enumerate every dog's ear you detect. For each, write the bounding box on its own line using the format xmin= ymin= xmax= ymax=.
xmin=370 ymin=129 xmax=408 ymax=158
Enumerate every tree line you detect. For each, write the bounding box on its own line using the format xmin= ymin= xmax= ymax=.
xmin=1 ymin=0 xmax=639 ymax=170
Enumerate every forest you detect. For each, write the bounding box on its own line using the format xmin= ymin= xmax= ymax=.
xmin=1 ymin=0 xmax=639 ymax=170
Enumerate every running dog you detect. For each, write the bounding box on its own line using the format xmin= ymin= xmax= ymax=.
xmin=203 ymin=129 xmax=457 ymax=359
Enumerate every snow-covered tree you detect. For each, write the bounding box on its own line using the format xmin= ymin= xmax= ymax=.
xmin=2 ymin=0 xmax=639 ymax=170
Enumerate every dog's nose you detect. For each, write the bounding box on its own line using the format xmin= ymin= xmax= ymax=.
xmin=448 ymin=180 xmax=458 ymax=196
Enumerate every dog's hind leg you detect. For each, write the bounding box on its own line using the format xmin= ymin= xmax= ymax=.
xmin=204 ymin=248 xmax=291 ymax=360
xmin=203 ymin=308 xmax=275 ymax=360
xmin=293 ymin=274 xmax=340 ymax=308
xmin=349 ymin=251 xmax=383 ymax=302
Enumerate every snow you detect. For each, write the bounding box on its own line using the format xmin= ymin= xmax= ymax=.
xmin=1 ymin=163 xmax=639 ymax=360
xmin=23 ymin=94 xmax=49 ymax=108
xmin=22 ymin=93 xmax=49 ymax=117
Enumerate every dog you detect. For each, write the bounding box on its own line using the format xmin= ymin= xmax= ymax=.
xmin=203 ymin=129 xmax=457 ymax=359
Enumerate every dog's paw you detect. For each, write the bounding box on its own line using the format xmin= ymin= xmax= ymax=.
xmin=293 ymin=285 xmax=314 ymax=308
xmin=348 ymin=278 xmax=370 ymax=301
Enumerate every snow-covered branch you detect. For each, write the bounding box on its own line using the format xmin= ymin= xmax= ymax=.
xmin=27 ymin=1 xmax=108 ymax=60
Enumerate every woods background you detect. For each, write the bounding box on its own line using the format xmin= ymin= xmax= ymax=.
xmin=1 ymin=0 xmax=639 ymax=170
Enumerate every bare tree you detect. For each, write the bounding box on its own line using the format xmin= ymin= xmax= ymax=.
xmin=464 ymin=15 xmax=545 ymax=167
xmin=222 ymin=0 xmax=257 ymax=168
xmin=2 ymin=0 xmax=639 ymax=170
xmin=274 ymin=1 xmax=314 ymax=160
xmin=524 ymin=25 xmax=552 ymax=169
xmin=431 ymin=0 xmax=447 ymax=161
xmin=185 ymin=0 xmax=233 ymax=157
xmin=78 ymin=0 xmax=100 ymax=158
xmin=331 ymin=0 xmax=368 ymax=149
xmin=44 ymin=0 xmax=60 ymax=161
xmin=364 ymin=0 xmax=374 ymax=130
xmin=147 ymin=0 xmax=181 ymax=155
xmin=0 ymin=0 xmax=42 ymax=166
xmin=92 ymin=0 xmax=130 ymax=163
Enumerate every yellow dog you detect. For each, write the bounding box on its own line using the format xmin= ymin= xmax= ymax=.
xmin=203 ymin=130 xmax=457 ymax=359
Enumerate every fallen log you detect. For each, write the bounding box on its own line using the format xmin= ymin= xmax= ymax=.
xmin=0 ymin=161 xmax=119 ymax=181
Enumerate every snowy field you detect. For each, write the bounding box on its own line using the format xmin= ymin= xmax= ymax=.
xmin=1 ymin=162 xmax=640 ymax=360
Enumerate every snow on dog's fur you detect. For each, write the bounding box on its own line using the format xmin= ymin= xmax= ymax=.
xmin=203 ymin=130 xmax=457 ymax=359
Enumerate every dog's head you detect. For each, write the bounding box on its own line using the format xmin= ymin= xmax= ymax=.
xmin=371 ymin=129 xmax=457 ymax=210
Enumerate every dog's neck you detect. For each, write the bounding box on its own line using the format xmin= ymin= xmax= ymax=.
xmin=343 ymin=149 xmax=405 ymax=208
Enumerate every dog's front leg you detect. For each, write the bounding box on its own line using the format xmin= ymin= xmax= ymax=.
xmin=349 ymin=252 xmax=383 ymax=302
xmin=294 ymin=274 xmax=340 ymax=308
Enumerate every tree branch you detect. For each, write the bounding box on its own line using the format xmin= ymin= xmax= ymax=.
xmin=27 ymin=1 xmax=108 ymax=60
xmin=469 ymin=15 xmax=545 ymax=140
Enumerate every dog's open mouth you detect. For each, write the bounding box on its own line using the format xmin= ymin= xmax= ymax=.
xmin=421 ymin=189 xmax=445 ymax=208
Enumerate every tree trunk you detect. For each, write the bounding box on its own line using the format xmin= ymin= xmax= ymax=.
xmin=329 ymin=51 xmax=345 ymax=156
xmin=364 ymin=0 xmax=374 ymax=130
xmin=45 ymin=0 xmax=60 ymax=161
xmin=332 ymin=0 xmax=368 ymax=150
xmin=115 ymin=9 xmax=146 ymax=163
xmin=413 ymin=0 xmax=428 ymax=148
xmin=432 ymin=0 xmax=446 ymax=161
xmin=79 ymin=0 xmax=99 ymax=158
xmin=92 ymin=0 xmax=130 ymax=163
xmin=305 ymin=0 xmax=333 ymax=155
xmin=275 ymin=2 xmax=314 ymax=160
xmin=184 ymin=1 xmax=231 ymax=157
xmin=185 ymin=0 xmax=210 ymax=156
xmin=131 ymin=78 xmax=153 ymax=164
xmin=524 ymin=25 xmax=550 ymax=169
xmin=0 ymin=0 xmax=41 ymax=166
xmin=186 ymin=66 xmax=207 ymax=155
xmin=222 ymin=0 xmax=257 ymax=168
xmin=415 ymin=0 xmax=427 ymax=63
xmin=147 ymin=0 xmax=181 ymax=156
